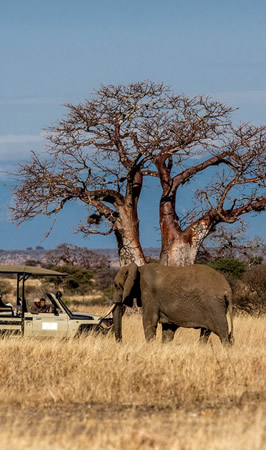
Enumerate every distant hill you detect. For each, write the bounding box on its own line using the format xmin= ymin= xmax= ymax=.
xmin=0 ymin=247 xmax=161 ymax=267
xmin=0 ymin=245 xmax=265 ymax=268
xmin=94 ymin=247 xmax=160 ymax=261
xmin=0 ymin=248 xmax=48 ymax=266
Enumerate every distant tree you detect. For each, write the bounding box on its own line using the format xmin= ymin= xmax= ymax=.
xmin=200 ymin=224 xmax=265 ymax=266
xmin=10 ymin=81 xmax=266 ymax=267
xmin=206 ymin=224 xmax=250 ymax=259
xmin=43 ymin=264 xmax=94 ymax=295
xmin=46 ymin=243 xmax=110 ymax=269
xmin=94 ymin=268 xmax=117 ymax=289
xmin=25 ymin=259 xmax=41 ymax=267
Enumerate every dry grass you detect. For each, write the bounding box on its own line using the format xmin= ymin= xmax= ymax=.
xmin=0 ymin=313 xmax=265 ymax=449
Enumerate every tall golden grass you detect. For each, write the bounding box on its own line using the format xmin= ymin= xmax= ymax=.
xmin=0 ymin=313 xmax=265 ymax=449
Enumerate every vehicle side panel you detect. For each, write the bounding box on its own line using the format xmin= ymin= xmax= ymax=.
xmin=24 ymin=312 xmax=69 ymax=337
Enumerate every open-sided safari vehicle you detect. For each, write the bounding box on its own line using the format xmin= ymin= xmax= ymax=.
xmin=0 ymin=265 xmax=113 ymax=337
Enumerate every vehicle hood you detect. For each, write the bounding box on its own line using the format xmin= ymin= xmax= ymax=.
xmin=70 ymin=312 xmax=101 ymax=321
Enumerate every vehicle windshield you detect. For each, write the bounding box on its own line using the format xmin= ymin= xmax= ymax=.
xmin=54 ymin=294 xmax=94 ymax=320
xmin=55 ymin=295 xmax=75 ymax=317
xmin=46 ymin=293 xmax=75 ymax=317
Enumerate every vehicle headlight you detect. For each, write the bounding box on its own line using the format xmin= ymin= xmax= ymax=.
xmin=101 ymin=319 xmax=113 ymax=327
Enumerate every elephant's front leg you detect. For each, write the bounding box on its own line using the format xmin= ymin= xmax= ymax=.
xmin=162 ymin=323 xmax=179 ymax=343
xmin=199 ymin=328 xmax=211 ymax=344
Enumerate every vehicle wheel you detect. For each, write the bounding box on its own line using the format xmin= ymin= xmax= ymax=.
xmin=75 ymin=325 xmax=93 ymax=337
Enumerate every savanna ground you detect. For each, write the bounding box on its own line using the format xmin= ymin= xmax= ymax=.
xmin=0 ymin=295 xmax=265 ymax=450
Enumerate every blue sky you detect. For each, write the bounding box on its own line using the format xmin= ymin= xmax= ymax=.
xmin=0 ymin=0 xmax=265 ymax=250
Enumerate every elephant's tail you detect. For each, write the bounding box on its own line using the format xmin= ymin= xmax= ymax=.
xmin=226 ymin=291 xmax=234 ymax=345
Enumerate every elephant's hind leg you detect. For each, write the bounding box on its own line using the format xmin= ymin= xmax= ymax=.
xmin=162 ymin=323 xmax=179 ymax=343
xmin=220 ymin=331 xmax=234 ymax=346
xmin=199 ymin=328 xmax=211 ymax=344
xmin=142 ymin=312 xmax=159 ymax=341
xmin=214 ymin=316 xmax=231 ymax=345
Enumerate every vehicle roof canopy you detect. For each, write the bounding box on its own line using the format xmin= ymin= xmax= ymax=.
xmin=0 ymin=265 xmax=66 ymax=277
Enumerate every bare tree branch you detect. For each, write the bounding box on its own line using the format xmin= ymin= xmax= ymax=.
xmin=9 ymin=81 xmax=265 ymax=267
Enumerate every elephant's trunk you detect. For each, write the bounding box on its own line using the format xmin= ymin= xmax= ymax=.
xmin=113 ymin=303 xmax=124 ymax=342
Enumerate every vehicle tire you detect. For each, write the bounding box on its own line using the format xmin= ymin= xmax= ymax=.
xmin=75 ymin=325 xmax=93 ymax=337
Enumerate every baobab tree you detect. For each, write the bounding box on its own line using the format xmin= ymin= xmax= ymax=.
xmin=11 ymin=82 xmax=172 ymax=266
xmin=10 ymin=81 xmax=266 ymax=266
xmin=149 ymin=121 xmax=266 ymax=265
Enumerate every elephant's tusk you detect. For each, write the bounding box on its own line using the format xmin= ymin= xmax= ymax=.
xmin=99 ymin=303 xmax=117 ymax=320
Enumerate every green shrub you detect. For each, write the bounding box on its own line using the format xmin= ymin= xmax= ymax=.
xmin=209 ymin=258 xmax=247 ymax=279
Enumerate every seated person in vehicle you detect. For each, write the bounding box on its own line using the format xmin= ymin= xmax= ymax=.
xmin=0 ymin=291 xmax=15 ymax=315
xmin=30 ymin=297 xmax=53 ymax=314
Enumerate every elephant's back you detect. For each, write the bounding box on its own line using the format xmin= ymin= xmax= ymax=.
xmin=178 ymin=264 xmax=230 ymax=291
xmin=141 ymin=263 xmax=230 ymax=294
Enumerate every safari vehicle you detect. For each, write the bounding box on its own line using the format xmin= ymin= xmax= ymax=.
xmin=0 ymin=264 xmax=113 ymax=338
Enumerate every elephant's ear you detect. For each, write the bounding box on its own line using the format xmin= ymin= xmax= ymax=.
xmin=123 ymin=263 xmax=138 ymax=306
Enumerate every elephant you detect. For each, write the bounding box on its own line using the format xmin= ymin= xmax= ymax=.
xmin=108 ymin=263 xmax=234 ymax=345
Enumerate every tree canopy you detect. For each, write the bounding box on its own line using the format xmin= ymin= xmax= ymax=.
xmin=11 ymin=81 xmax=266 ymax=266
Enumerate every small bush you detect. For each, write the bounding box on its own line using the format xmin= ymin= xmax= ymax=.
xmin=231 ymin=264 xmax=266 ymax=316
xmin=0 ymin=280 xmax=13 ymax=296
xmin=242 ymin=264 xmax=266 ymax=316
xmin=244 ymin=264 xmax=266 ymax=292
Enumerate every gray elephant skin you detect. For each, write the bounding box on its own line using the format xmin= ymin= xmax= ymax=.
xmin=112 ymin=263 xmax=234 ymax=345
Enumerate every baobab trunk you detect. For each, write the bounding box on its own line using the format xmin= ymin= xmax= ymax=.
xmin=115 ymin=205 xmax=146 ymax=267
xmin=161 ymin=237 xmax=201 ymax=266
xmin=160 ymin=219 xmax=211 ymax=267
